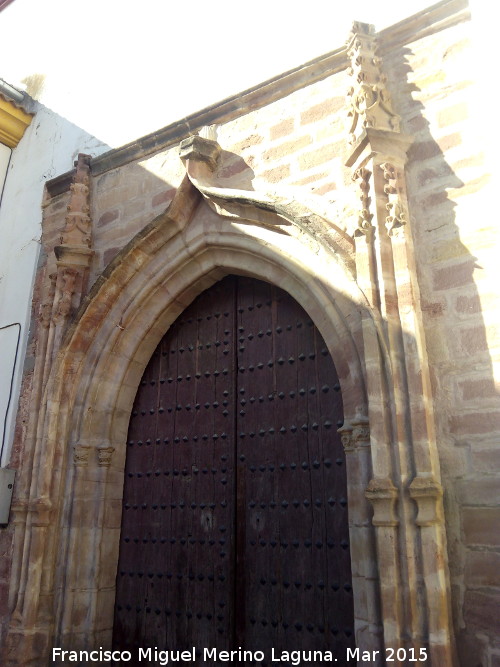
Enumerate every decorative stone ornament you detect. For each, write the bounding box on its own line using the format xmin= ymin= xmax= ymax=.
xmin=352 ymin=416 xmax=370 ymax=445
xmin=73 ymin=444 xmax=91 ymax=467
xmin=343 ymin=19 xmax=455 ymax=667
xmin=179 ymin=134 xmax=221 ymax=171
xmin=59 ymin=156 xmax=91 ymax=246
xmin=352 ymin=167 xmax=374 ymax=237
xmin=381 ymin=162 xmax=407 ymax=236
xmin=52 ymin=268 xmax=78 ymax=325
xmin=409 ymin=476 xmax=444 ymax=526
xmin=346 ymin=21 xmax=400 ymax=148
xmin=54 ymin=154 xmax=94 ymax=268
xmin=365 ymin=477 xmax=399 ymax=527
xmin=97 ymin=446 xmax=115 ymax=467
xmin=338 ymin=422 xmax=355 ymax=451
xmin=38 ymin=274 xmax=56 ymax=328
xmin=338 ymin=416 xmax=370 ymax=451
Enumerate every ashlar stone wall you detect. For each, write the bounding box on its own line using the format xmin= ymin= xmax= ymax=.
xmin=2 ymin=2 xmax=498 ymax=666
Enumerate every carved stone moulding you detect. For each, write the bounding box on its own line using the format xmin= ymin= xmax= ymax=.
xmin=345 ymin=127 xmax=413 ymax=169
xmin=38 ymin=273 xmax=57 ymax=328
xmin=365 ymin=477 xmax=399 ymax=526
xmin=338 ymin=416 xmax=370 ymax=451
xmin=55 ymin=152 xmax=93 ymax=256
xmin=73 ymin=443 xmax=92 ymax=467
xmin=97 ymin=446 xmax=115 ymax=467
xmin=352 ymin=167 xmax=374 ymax=238
xmin=54 ymin=245 xmax=94 ymax=268
xmin=52 ymin=267 xmax=78 ymax=325
xmin=179 ymin=135 xmax=221 ymax=172
xmin=72 ymin=443 xmax=116 ymax=468
xmin=380 ymin=162 xmax=408 ymax=237
xmin=408 ymin=476 xmax=443 ymax=526
xmin=27 ymin=497 xmax=52 ymax=527
xmin=346 ymin=21 xmax=400 ymax=149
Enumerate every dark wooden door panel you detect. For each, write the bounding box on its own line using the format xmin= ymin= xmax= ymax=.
xmin=234 ymin=277 xmax=354 ymax=656
xmin=113 ymin=275 xmax=354 ymax=661
xmin=113 ymin=279 xmax=237 ymax=653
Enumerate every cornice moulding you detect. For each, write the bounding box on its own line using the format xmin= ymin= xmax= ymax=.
xmin=0 ymin=97 xmax=33 ymax=148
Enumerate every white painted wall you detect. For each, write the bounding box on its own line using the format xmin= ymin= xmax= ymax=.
xmin=0 ymin=143 xmax=10 ymax=194
xmin=0 ymin=103 xmax=110 ymax=465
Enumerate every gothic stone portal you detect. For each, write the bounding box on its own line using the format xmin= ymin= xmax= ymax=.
xmin=112 ymin=275 xmax=354 ymax=662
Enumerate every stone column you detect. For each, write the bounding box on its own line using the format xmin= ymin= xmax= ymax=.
xmin=339 ymin=418 xmax=384 ymax=656
xmin=344 ymin=21 xmax=455 ymax=666
xmin=56 ymin=442 xmax=119 ymax=650
xmin=5 ymin=154 xmax=95 ymax=665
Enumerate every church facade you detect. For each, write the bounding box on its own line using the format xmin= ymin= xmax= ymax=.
xmin=1 ymin=1 xmax=498 ymax=665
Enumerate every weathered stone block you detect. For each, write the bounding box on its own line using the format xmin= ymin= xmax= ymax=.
xmin=298 ymin=142 xmax=342 ymax=170
xmin=463 ymin=508 xmax=500 ymax=546
xmin=270 ymin=118 xmax=294 ymax=140
xmin=464 ymin=590 xmax=500 ymax=635
xmin=300 ymin=97 xmax=344 ymax=125
xmin=464 ymin=550 xmax=500 ymax=587
xmin=262 ymin=135 xmax=312 ymax=162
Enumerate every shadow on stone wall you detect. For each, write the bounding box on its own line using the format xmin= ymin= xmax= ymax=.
xmin=386 ymin=41 xmax=500 ymax=667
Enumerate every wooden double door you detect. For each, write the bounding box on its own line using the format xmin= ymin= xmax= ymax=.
xmin=113 ymin=276 xmax=354 ymax=662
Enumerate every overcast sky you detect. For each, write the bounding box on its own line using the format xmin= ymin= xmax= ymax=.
xmin=1 ymin=1 xmax=450 ymax=146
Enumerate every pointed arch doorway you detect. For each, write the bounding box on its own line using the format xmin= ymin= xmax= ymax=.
xmin=112 ymin=274 xmax=354 ymax=659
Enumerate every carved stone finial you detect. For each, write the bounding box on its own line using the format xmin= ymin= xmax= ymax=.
xmin=97 ymin=446 xmax=115 ymax=467
xmin=346 ymin=22 xmax=400 ymax=147
xmin=59 ymin=154 xmax=92 ymax=249
xmin=73 ymin=443 xmax=91 ymax=467
xmin=352 ymin=167 xmax=374 ymax=237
